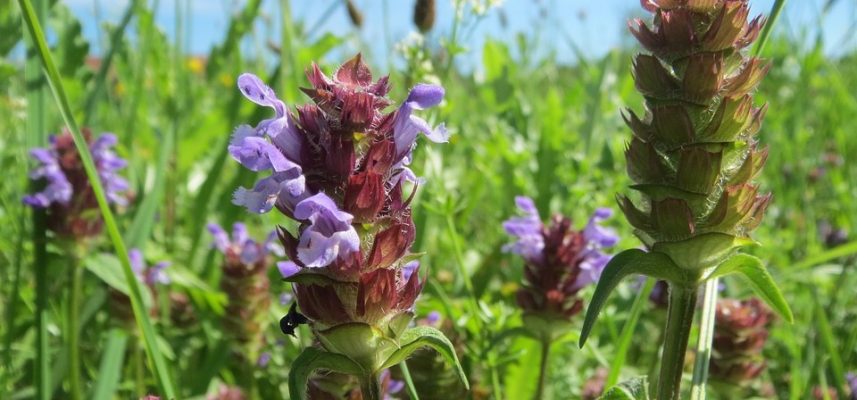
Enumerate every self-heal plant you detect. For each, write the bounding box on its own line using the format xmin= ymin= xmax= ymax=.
xmin=228 ymin=54 xmax=466 ymax=399
xmin=503 ymin=196 xmax=617 ymax=399
xmin=23 ymin=129 xmax=128 ymax=238
xmin=208 ymin=223 xmax=282 ymax=374
xmin=578 ymin=1 xmax=793 ymax=399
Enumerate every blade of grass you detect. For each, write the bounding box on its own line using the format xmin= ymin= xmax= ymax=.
xmin=605 ymin=277 xmax=655 ymax=388
xmin=22 ymin=0 xmax=50 ymax=398
xmin=753 ymin=0 xmax=787 ymax=56
xmin=398 ymin=361 xmax=420 ymax=400
xmin=814 ymin=291 xmax=847 ymax=398
xmin=690 ymin=277 xmax=720 ymax=400
xmin=124 ymin=125 xmax=172 ymax=248
xmin=90 ymin=329 xmax=128 ymax=400
xmin=17 ymin=0 xmax=177 ymax=396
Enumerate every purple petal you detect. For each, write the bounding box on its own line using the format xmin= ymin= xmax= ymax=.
xmin=237 ymin=73 xmax=285 ymax=116
xmin=148 ymin=262 xmax=171 ymax=285
xmin=293 ymin=192 xmax=354 ymax=224
xmin=128 ymin=249 xmax=145 ymax=277
xmin=29 ymin=148 xmax=55 ymax=164
xmin=279 ymin=292 xmax=294 ymax=305
xmin=240 ymin=242 xmax=262 ymax=265
xmin=232 ymin=176 xmax=283 ymax=214
xmin=257 ymin=352 xmax=271 ymax=367
xmin=296 ymin=229 xmax=360 ymax=268
xmin=268 ymin=114 xmax=303 ymax=163
xmin=573 ymin=252 xmax=611 ymax=290
xmin=277 ymin=261 xmax=301 ymax=278
xmin=402 ymin=261 xmax=420 ymax=282
xmin=425 ymin=311 xmax=441 ymax=326
xmin=583 ymin=207 xmax=619 ymax=248
xmin=232 ymin=223 xmax=249 ymax=247
xmin=207 ymin=223 xmax=230 ymax=253
xmin=265 ymin=230 xmax=285 ymax=257
xmin=228 ymin=125 xmax=298 ymax=173
xmin=405 ymin=84 xmax=445 ymax=109
xmin=502 ymin=196 xmax=545 ymax=263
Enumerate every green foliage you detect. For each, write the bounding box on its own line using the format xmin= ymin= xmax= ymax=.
xmin=2 ymin=1 xmax=857 ymax=399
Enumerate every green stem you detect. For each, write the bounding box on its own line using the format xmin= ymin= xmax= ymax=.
xmin=690 ymin=277 xmax=719 ymax=400
xmin=656 ymin=284 xmax=697 ymax=400
xmin=535 ymin=339 xmax=552 ymax=400
xmin=67 ymin=245 xmax=83 ymax=400
xmin=359 ymin=373 xmax=381 ymax=400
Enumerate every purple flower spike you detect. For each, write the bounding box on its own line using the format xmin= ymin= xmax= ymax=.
xmin=502 ymin=196 xmax=545 ymax=264
xmin=293 ymin=193 xmax=360 ymax=268
xmin=393 ymin=84 xmax=448 ymax=160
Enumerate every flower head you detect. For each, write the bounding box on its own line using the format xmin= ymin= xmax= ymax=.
xmin=23 ymin=129 xmax=128 ymax=237
xmin=710 ymin=298 xmax=773 ymax=384
xmin=207 ymin=222 xmax=279 ymax=363
xmin=230 ymin=54 xmax=448 ymax=374
xmin=503 ymin=196 xmax=617 ymax=321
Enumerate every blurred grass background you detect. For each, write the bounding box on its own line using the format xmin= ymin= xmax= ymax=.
xmin=1 ymin=0 xmax=856 ymax=399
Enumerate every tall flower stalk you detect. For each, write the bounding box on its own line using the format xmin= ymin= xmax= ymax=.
xmin=577 ymin=1 xmax=793 ymax=399
xmin=228 ymin=54 xmax=467 ymax=399
xmin=502 ymin=196 xmax=617 ymax=399
xmin=207 ymin=222 xmax=281 ymax=384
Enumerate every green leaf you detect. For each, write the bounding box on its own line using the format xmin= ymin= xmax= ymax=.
xmin=84 ymin=253 xmax=152 ymax=309
xmin=288 ymin=347 xmax=364 ymax=400
xmin=599 ymin=376 xmax=650 ymax=400
xmin=379 ymin=326 xmax=469 ymax=390
xmin=580 ymin=249 xmax=693 ymax=347
xmin=707 ymin=254 xmax=794 ymax=323
xmin=90 ymin=329 xmax=127 ymax=400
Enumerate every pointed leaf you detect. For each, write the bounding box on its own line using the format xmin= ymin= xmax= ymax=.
xmin=288 ymin=347 xmax=364 ymax=400
xmin=707 ymin=254 xmax=793 ymax=323
xmin=598 ymin=376 xmax=651 ymax=400
xmin=580 ymin=249 xmax=692 ymax=347
xmin=379 ymin=326 xmax=469 ymax=389
xmin=90 ymin=329 xmax=128 ymax=400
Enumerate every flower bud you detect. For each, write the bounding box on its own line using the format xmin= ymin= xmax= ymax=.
xmin=623 ymin=0 xmax=771 ymax=270
xmin=208 ymin=222 xmax=281 ymax=363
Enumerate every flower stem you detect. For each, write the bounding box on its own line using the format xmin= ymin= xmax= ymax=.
xmin=690 ymin=277 xmax=720 ymax=400
xmin=67 ymin=244 xmax=83 ymax=400
xmin=657 ymin=284 xmax=698 ymax=400
xmin=535 ymin=339 xmax=552 ymax=400
xmin=359 ymin=373 xmax=382 ymax=400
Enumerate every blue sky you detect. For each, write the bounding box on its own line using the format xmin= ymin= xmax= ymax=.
xmin=66 ymin=0 xmax=857 ymax=65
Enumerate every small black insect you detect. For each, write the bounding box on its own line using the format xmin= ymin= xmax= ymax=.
xmin=279 ymin=302 xmax=308 ymax=337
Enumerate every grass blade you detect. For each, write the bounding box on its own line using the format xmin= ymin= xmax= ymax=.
xmin=605 ymin=277 xmax=655 ymax=388
xmin=17 ymin=0 xmax=177 ymax=396
xmin=90 ymin=329 xmax=128 ymax=400
xmin=124 ymin=127 xmax=173 ymax=248
xmin=753 ymin=0 xmax=787 ymax=56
